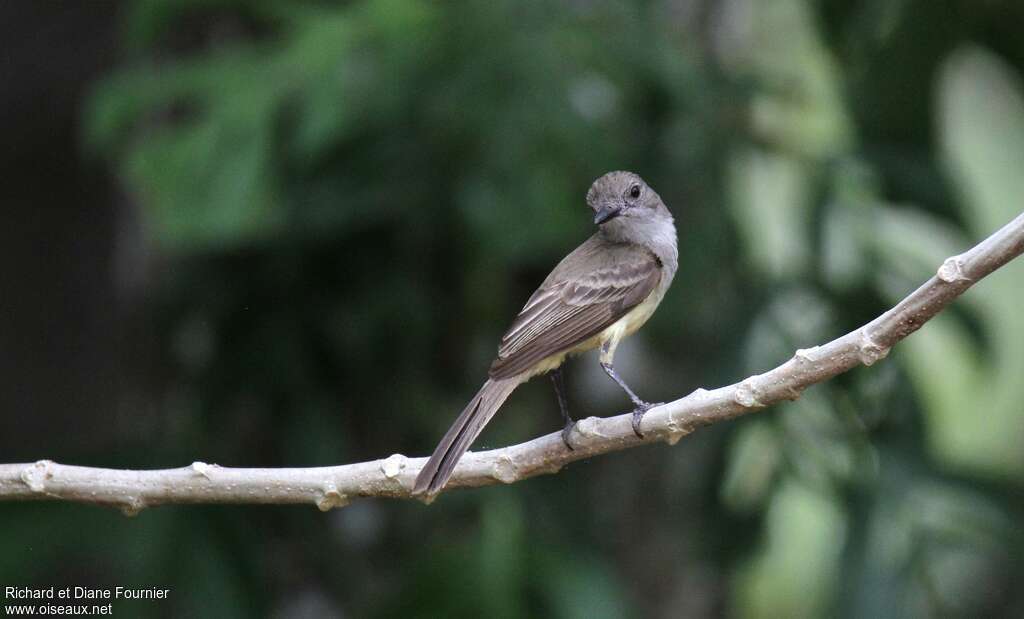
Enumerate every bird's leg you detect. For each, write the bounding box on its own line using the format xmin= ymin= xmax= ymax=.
xmin=550 ymin=367 xmax=576 ymax=450
xmin=599 ymin=340 xmax=662 ymax=439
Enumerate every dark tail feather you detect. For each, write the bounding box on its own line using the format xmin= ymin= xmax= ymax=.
xmin=413 ymin=378 xmax=519 ymax=498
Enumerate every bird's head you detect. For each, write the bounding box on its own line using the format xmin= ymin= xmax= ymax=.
xmin=586 ymin=171 xmax=670 ymax=228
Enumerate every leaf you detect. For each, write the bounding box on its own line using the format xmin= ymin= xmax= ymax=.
xmin=939 ymin=46 xmax=1024 ymax=235
xmin=903 ymin=45 xmax=1024 ymax=475
xmin=727 ymin=148 xmax=812 ymax=278
xmin=733 ymin=481 xmax=846 ymax=619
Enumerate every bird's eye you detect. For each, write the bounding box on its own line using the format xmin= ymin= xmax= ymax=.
xmin=629 ymin=184 xmax=641 ymax=199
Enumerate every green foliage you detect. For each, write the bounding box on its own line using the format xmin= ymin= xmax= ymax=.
xmin=85 ymin=0 xmax=704 ymax=257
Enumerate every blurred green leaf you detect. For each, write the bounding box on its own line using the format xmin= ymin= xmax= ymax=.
xmin=728 ymin=148 xmax=812 ymax=278
xmin=721 ymin=0 xmax=852 ymax=156
xmin=886 ymin=45 xmax=1024 ymax=476
xmin=734 ymin=481 xmax=846 ymax=619
xmin=939 ymin=46 xmax=1024 ymax=235
xmin=722 ymin=420 xmax=781 ymax=513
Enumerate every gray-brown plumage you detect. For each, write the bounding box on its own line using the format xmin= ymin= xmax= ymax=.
xmin=488 ymin=238 xmax=663 ymax=378
xmin=413 ymin=171 xmax=678 ymax=498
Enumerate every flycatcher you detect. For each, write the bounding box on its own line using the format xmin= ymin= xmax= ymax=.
xmin=413 ymin=171 xmax=678 ymax=497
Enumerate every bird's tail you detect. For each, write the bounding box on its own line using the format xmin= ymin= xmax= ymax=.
xmin=413 ymin=377 xmax=519 ymax=498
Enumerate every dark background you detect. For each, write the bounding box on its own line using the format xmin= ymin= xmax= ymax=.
xmin=3 ymin=1 xmax=1024 ymax=617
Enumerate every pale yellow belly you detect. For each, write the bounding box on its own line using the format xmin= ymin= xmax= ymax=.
xmin=524 ymin=288 xmax=664 ymax=379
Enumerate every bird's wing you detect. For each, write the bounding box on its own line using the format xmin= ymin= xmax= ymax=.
xmin=488 ymin=243 xmax=661 ymax=379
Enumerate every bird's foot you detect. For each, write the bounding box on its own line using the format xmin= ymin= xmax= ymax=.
xmin=561 ymin=420 xmax=577 ymax=451
xmin=630 ymin=401 xmax=663 ymax=439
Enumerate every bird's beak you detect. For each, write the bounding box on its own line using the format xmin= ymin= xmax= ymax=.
xmin=593 ymin=204 xmax=622 ymax=225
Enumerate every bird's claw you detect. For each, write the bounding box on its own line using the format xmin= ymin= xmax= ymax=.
xmin=630 ymin=401 xmax=663 ymax=439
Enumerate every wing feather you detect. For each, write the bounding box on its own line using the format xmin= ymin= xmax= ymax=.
xmin=488 ymin=245 xmax=661 ymax=379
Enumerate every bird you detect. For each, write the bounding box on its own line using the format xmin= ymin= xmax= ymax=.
xmin=413 ymin=170 xmax=678 ymax=498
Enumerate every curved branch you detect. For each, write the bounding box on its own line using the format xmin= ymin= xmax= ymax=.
xmin=2 ymin=212 xmax=1024 ymax=515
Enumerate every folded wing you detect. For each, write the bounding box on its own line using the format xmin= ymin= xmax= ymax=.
xmin=488 ymin=246 xmax=661 ymax=379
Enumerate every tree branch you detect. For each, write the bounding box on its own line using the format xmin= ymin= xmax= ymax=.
xmin=3 ymin=212 xmax=1024 ymax=514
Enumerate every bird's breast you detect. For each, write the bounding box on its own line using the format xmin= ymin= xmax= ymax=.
xmin=613 ymin=285 xmax=665 ymax=339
